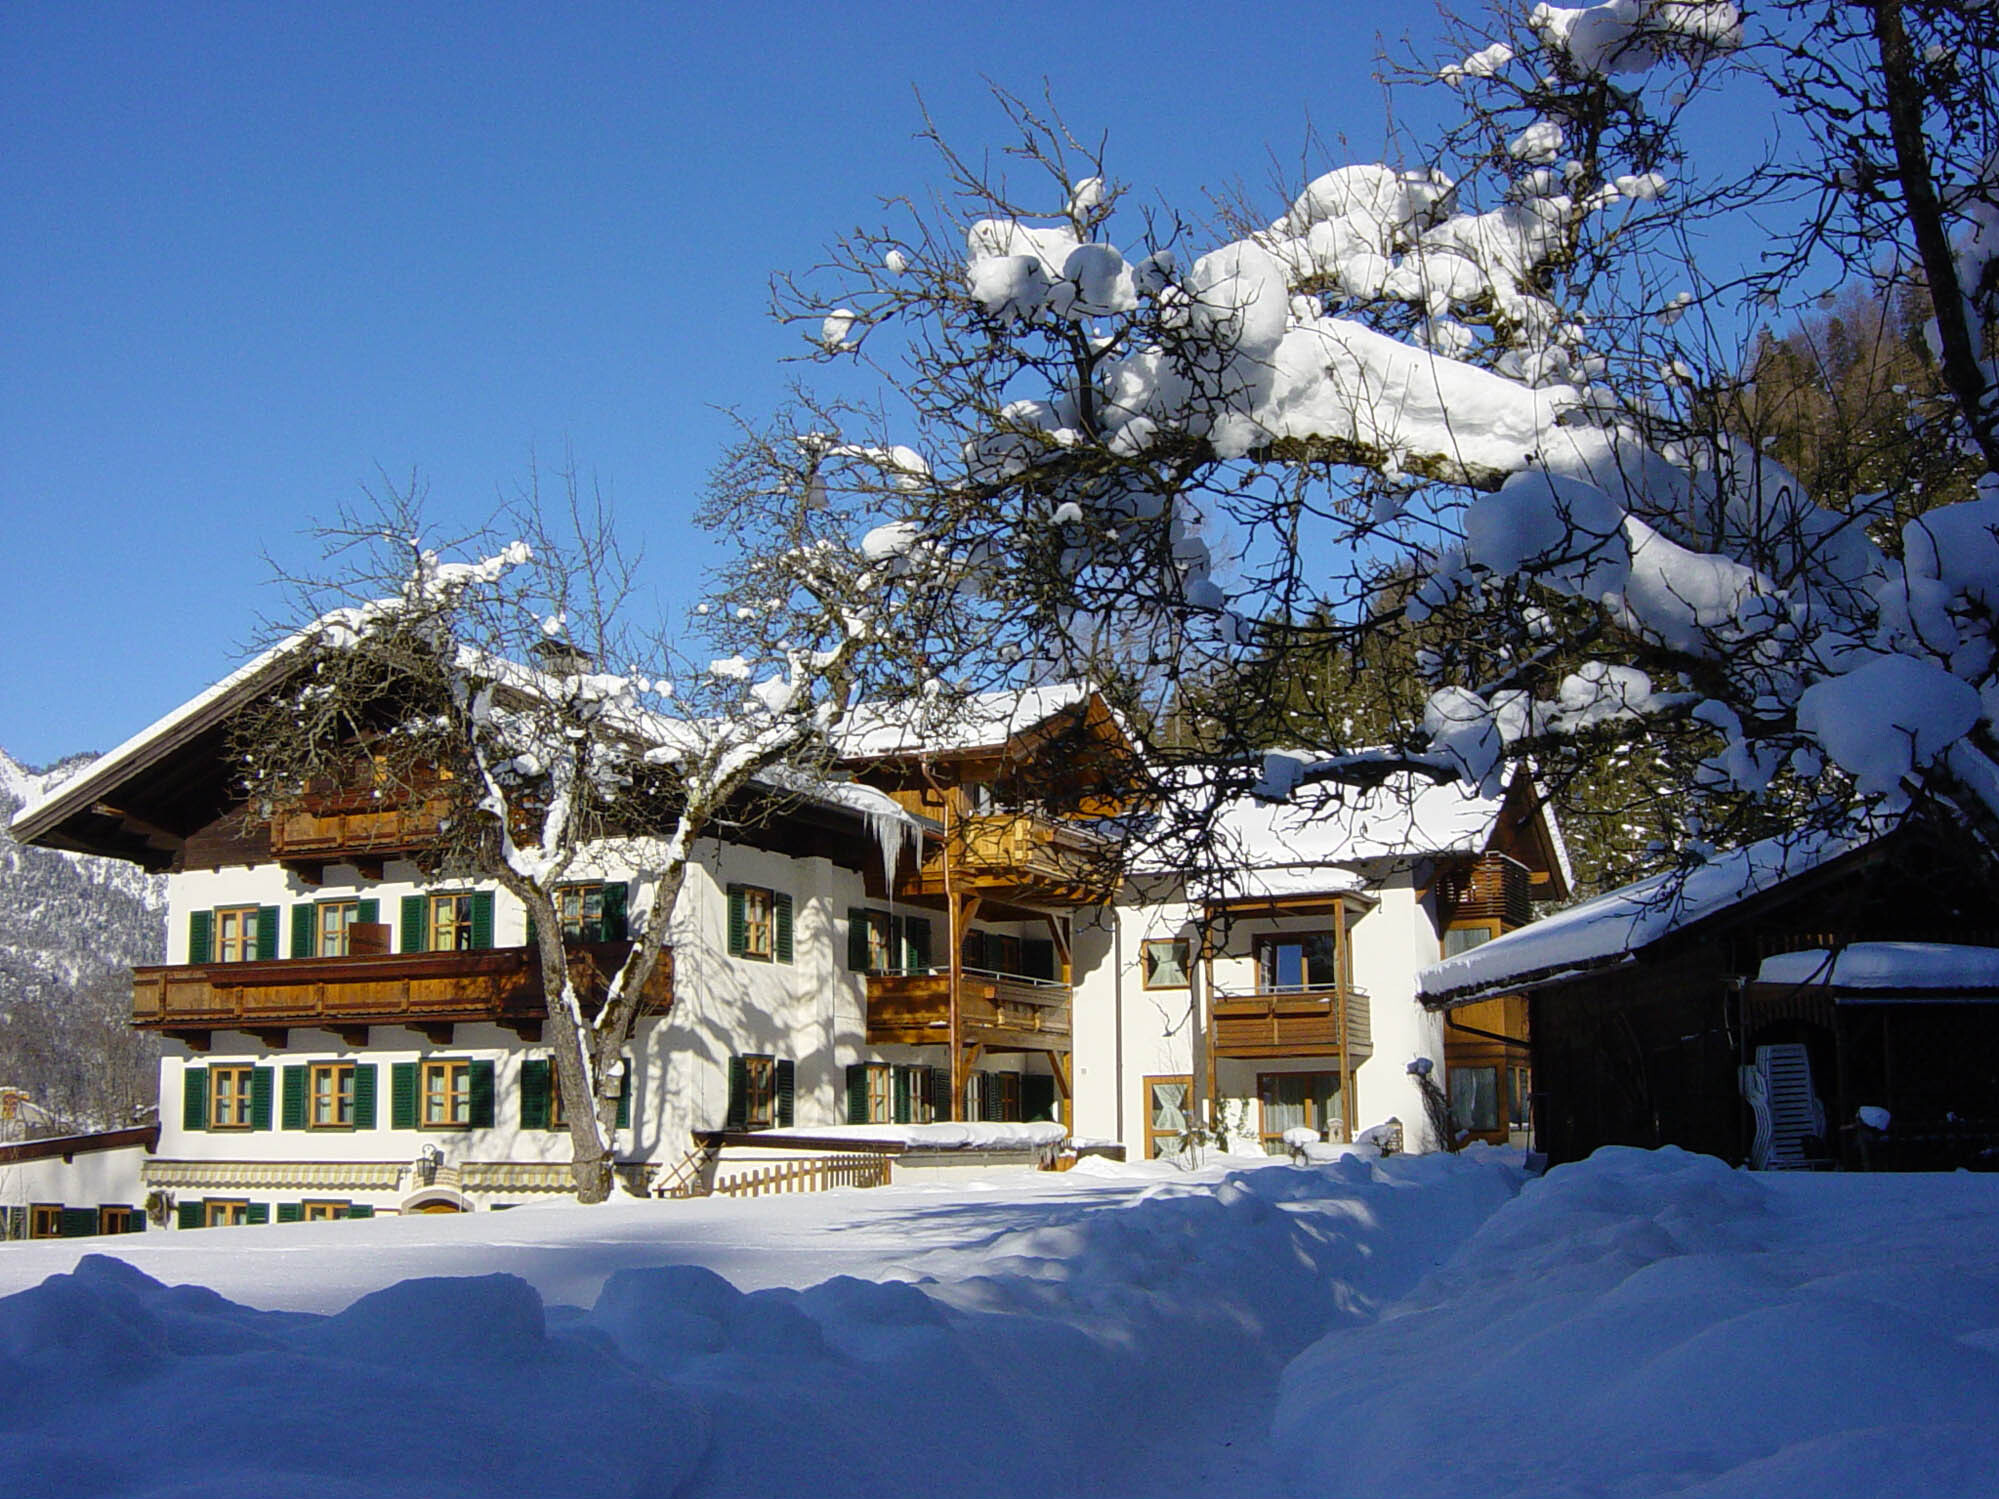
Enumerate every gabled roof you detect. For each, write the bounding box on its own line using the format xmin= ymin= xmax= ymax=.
xmin=837 ymin=684 xmax=1105 ymax=760
xmin=1418 ymin=826 xmax=1868 ymax=1007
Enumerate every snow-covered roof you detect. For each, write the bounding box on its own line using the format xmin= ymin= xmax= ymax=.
xmin=837 ymin=684 xmax=1095 ymax=758
xmin=1419 ymin=826 xmax=1865 ymax=1004
xmin=1177 ymin=773 xmax=1514 ymax=901
xmin=1756 ymin=942 xmax=1999 ymax=994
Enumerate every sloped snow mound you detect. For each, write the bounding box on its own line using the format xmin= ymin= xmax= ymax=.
xmin=1272 ymin=1147 xmax=1999 ymax=1499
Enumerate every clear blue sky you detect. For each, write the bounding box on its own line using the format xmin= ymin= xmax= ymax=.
xmin=5 ymin=2 xmax=1744 ymax=766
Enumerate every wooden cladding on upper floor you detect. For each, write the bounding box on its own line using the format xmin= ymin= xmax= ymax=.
xmin=130 ymin=940 xmax=671 ymax=1044
xmin=1431 ymin=853 xmax=1534 ymax=931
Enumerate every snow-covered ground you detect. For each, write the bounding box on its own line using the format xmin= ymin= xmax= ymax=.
xmin=3 ymin=1147 xmax=1995 ymax=1497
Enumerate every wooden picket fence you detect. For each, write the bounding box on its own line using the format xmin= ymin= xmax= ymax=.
xmin=711 ymin=1152 xmax=893 ymax=1198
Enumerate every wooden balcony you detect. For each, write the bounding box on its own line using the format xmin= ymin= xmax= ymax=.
xmin=899 ymin=813 xmax=1117 ymax=906
xmin=1210 ymin=986 xmax=1371 ymax=1060
xmin=269 ymin=789 xmax=452 ymax=863
xmin=865 ymin=969 xmax=1072 ymax=1053
xmin=130 ymin=941 xmax=671 ymax=1047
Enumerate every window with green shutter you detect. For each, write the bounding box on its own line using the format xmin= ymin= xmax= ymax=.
xmin=390 ymin=1061 xmax=419 ymax=1128
xmin=727 ymin=885 xmax=786 ymax=961
xmin=775 ymin=1058 xmax=795 ymax=1127
xmin=246 ymin=1202 xmax=271 ymax=1226
xmin=846 ymin=1062 xmax=872 ymax=1123
xmin=182 ymin=1065 xmax=209 ymax=1132
xmin=177 ymin=1201 xmax=204 ymax=1231
xmin=188 ymin=909 xmax=213 ymax=964
xmin=249 ymin=1066 xmax=274 ymax=1130
xmin=468 ymin=1058 xmax=495 ymax=1128
xmin=400 ymin=895 xmax=427 ymax=954
xmin=290 ymin=904 xmax=316 ymax=959
xmin=59 ymin=1206 xmax=99 ymax=1238
xmin=773 ymin=892 xmax=793 ymax=964
xmin=520 ymin=1058 xmax=553 ymax=1131
xmin=255 ymin=906 xmax=280 ymax=961
xmin=348 ymin=1203 xmax=375 ymax=1220
xmin=616 ymin=1066 xmax=632 ymax=1131
xmin=904 ymin=916 xmax=931 ymax=972
xmin=352 ymin=1063 xmax=378 ymax=1129
xmin=281 ymin=1066 xmax=308 ymax=1130
xmin=848 ymin=910 xmax=873 ymax=973
xmin=277 ymin=1202 xmax=304 ymax=1224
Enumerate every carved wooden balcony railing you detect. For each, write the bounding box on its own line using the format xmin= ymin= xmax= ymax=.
xmin=1209 ymin=985 xmax=1371 ymax=1060
xmin=268 ymin=787 xmax=454 ymax=862
xmin=130 ymin=941 xmax=671 ymax=1046
xmin=865 ymin=968 xmax=1072 ymax=1052
xmin=897 ymin=813 xmax=1118 ymax=906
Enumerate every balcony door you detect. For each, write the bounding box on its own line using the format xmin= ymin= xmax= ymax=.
xmin=1256 ymin=932 xmax=1338 ymax=993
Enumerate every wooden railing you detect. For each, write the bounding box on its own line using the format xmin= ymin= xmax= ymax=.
xmin=1210 ymin=985 xmax=1371 ymax=1059
xmin=712 ymin=1153 xmax=894 ymax=1197
xmin=130 ymin=941 xmax=671 ymax=1036
xmin=269 ymin=790 xmax=454 ymax=860
xmin=865 ymin=970 xmax=1072 ymax=1050
xmin=900 ymin=812 xmax=1117 ymax=903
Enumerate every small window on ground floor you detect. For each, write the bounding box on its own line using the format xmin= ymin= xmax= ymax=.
xmin=1142 ymin=938 xmax=1192 ymax=989
xmin=1258 ymin=1071 xmax=1342 ymax=1153
xmin=727 ymin=1054 xmax=794 ymax=1130
xmin=1450 ymin=1065 xmax=1500 ymax=1134
xmin=97 ymin=1205 xmax=137 ymax=1234
xmin=29 ymin=1204 xmax=62 ymax=1239
xmin=206 ymin=1200 xmax=250 ymax=1228
xmin=1144 ymin=1076 xmax=1192 ymax=1159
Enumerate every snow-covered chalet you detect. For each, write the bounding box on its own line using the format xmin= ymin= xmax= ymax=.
xmin=8 ymin=644 xmax=1566 ymax=1229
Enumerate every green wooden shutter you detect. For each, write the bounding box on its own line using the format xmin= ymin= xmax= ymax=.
xmin=960 ymin=927 xmax=985 ymax=970
xmin=774 ymin=893 xmax=794 ymax=964
xmin=276 ymin=1203 xmax=303 ymax=1224
xmin=1023 ymin=1073 xmax=1057 ymax=1123
xmin=183 ymin=1066 xmax=209 ymax=1131
xmin=521 ymin=1058 xmax=552 ymax=1131
xmin=246 ymin=1202 xmax=270 ymax=1226
xmin=616 ymin=1065 xmax=632 ymax=1130
xmin=357 ymin=898 xmax=379 ymax=926
xmin=848 ymin=910 xmax=872 ymax=972
xmin=905 ymin=917 xmax=932 ymax=972
xmin=725 ymin=1056 xmax=748 ymax=1129
xmin=893 ymin=1066 xmax=914 ymax=1124
xmin=468 ymin=1059 xmax=495 ymax=1127
xmin=401 ymin=895 xmax=427 ymax=953
xmin=471 ymin=891 xmax=495 ymax=950
xmin=390 ymin=1062 xmax=418 ymax=1129
xmin=177 ymin=1201 xmax=204 ymax=1230
xmin=846 ymin=1063 xmax=869 ymax=1123
xmin=249 ymin=1067 xmax=274 ymax=1131
xmin=601 ymin=882 xmax=629 ymax=942
xmin=290 ymin=905 xmax=316 ymax=959
xmin=348 ymin=1203 xmax=375 ymax=1219
xmin=726 ymin=886 xmax=747 ymax=956
xmin=352 ymin=1064 xmax=378 ymax=1129
xmin=188 ymin=910 xmax=213 ymax=964
xmin=124 ymin=1209 xmax=146 ymax=1234
xmin=281 ymin=1066 xmax=308 ymax=1130
xmin=59 ymin=1207 xmax=98 ymax=1238
xmin=255 ymin=906 xmax=280 ymax=960
xmin=929 ymin=1067 xmax=952 ymax=1120
xmin=775 ymin=1058 xmax=796 ymax=1127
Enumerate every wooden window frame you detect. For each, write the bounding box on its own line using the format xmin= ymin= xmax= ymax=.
xmin=309 ymin=1062 xmax=356 ymax=1130
xmin=421 ymin=1058 xmax=473 ymax=1129
xmin=209 ymin=1064 xmax=256 ymax=1130
xmin=98 ymin=1204 xmax=135 ymax=1234
xmin=1256 ymin=1070 xmax=1342 ymax=1153
xmin=205 ymin=1199 xmax=250 ymax=1228
xmin=29 ymin=1203 xmax=62 ymax=1239
xmin=1143 ymin=1075 xmax=1194 ymax=1159
xmin=1254 ymin=931 xmax=1341 ymax=994
xmin=555 ymin=882 xmax=622 ymax=944
xmin=316 ymin=899 xmax=361 ymax=957
xmin=742 ymin=1054 xmax=777 ymax=1129
xmin=301 ymin=1201 xmax=349 ymax=1222
xmin=215 ymin=905 xmax=261 ymax=964
xmin=740 ymin=886 xmax=775 ymax=962
xmin=429 ymin=892 xmax=478 ymax=953
xmin=1141 ymin=938 xmax=1192 ymax=990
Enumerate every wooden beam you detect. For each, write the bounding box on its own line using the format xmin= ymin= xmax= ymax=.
xmin=334 ymin=1026 xmax=371 ymax=1049
xmin=414 ymin=1022 xmax=455 ymax=1046
xmin=499 ymin=1018 xmax=542 ymax=1043
xmin=250 ymin=1028 xmax=289 ymax=1049
xmin=353 ymin=857 xmax=386 ymax=882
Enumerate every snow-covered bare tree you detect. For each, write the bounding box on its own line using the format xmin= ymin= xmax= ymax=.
xmin=241 ymin=465 xmax=935 ymax=1201
xmin=753 ymin=0 xmax=1999 ymax=865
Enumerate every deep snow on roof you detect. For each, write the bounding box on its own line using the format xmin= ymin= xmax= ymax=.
xmin=1756 ymin=941 xmax=1999 ymax=991
xmin=1184 ymin=773 xmax=1509 ymax=898
xmin=837 ymin=683 xmax=1093 ymax=758
xmin=1419 ymin=826 xmax=1863 ymax=1001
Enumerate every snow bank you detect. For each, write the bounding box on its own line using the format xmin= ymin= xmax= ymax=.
xmin=1273 ymin=1146 xmax=1999 ymax=1498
